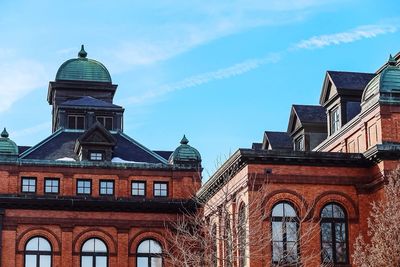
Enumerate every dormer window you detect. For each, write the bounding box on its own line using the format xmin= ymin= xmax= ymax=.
xmin=330 ymin=107 xmax=340 ymax=135
xmin=295 ymin=136 xmax=304 ymax=151
xmin=89 ymin=151 xmax=103 ymax=161
xmin=97 ymin=116 xmax=113 ymax=130
xmin=68 ymin=115 xmax=85 ymax=130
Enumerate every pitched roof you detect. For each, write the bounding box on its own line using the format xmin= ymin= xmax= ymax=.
xmin=251 ymin=143 xmax=262 ymax=150
xmin=154 ymin=150 xmax=173 ymax=160
xmin=263 ymin=131 xmax=292 ymax=150
xmin=20 ymin=129 xmax=167 ymax=164
xmin=327 ymin=71 xmax=375 ymax=91
xmin=60 ymin=96 xmax=122 ymax=109
xmin=292 ymin=105 xmax=326 ymax=124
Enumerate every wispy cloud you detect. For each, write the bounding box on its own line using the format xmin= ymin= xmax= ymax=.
xmin=107 ymin=0 xmax=337 ymax=70
xmin=293 ymin=23 xmax=398 ymax=50
xmin=11 ymin=121 xmax=51 ymax=138
xmin=0 ymin=59 xmax=47 ymax=113
xmin=121 ymin=53 xmax=281 ymax=105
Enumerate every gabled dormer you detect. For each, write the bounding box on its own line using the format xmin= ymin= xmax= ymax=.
xmin=74 ymin=122 xmax=116 ymax=161
xmin=287 ymin=105 xmax=327 ymax=151
xmin=320 ymin=71 xmax=375 ymax=136
xmin=262 ymin=131 xmax=292 ymax=150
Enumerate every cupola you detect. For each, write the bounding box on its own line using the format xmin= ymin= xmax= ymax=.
xmin=0 ymin=128 xmax=18 ymax=157
xmin=169 ymin=135 xmax=201 ymax=168
xmin=55 ymin=45 xmax=112 ymax=83
xmin=361 ymin=55 xmax=400 ymax=110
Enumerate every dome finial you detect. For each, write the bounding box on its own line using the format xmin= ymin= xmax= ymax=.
xmin=180 ymin=135 xmax=189 ymax=145
xmin=78 ymin=44 xmax=87 ymax=58
xmin=388 ymin=54 xmax=396 ymax=66
xmin=1 ymin=128 xmax=9 ymax=138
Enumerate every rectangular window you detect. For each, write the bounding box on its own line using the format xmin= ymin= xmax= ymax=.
xmin=294 ymin=136 xmax=304 ymax=151
xmin=77 ymin=180 xmax=91 ymax=195
xmin=44 ymin=178 xmax=59 ymax=194
xmin=330 ymin=107 xmax=340 ymax=135
xmin=131 ymin=181 xmax=146 ymax=196
xmin=21 ymin=177 xmax=36 ymax=193
xmin=97 ymin=116 xmax=113 ymax=130
xmin=154 ymin=182 xmax=168 ymax=197
xmin=100 ymin=180 xmax=114 ymax=196
xmin=68 ymin=115 xmax=85 ymax=130
xmin=89 ymin=152 xmax=103 ymax=161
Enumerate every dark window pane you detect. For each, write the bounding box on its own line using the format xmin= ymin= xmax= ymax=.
xmin=335 ymin=223 xmax=346 ymax=242
xmin=68 ymin=116 xmax=75 ymax=129
xmin=322 ymin=243 xmax=333 ymax=262
xmin=77 ymin=116 xmax=84 ymax=129
xmin=105 ymin=118 xmax=113 ymax=130
xmin=321 ymin=223 xmax=332 ymax=242
xmin=286 ymin=222 xmax=297 ymax=242
xmin=272 ymin=242 xmax=283 ymax=262
xmin=321 ymin=204 xmax=333 ymax=218
xmin=335 ymin=242 xmax=347 ymax=263
xmin=333 ymin=204 xmax=345 ymax=218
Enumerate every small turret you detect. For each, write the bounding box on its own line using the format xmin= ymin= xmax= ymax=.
xmin=0 ymin=128 xmax=18 ymax=159
xmin=169 ymin=135 xmax=201 ymax=168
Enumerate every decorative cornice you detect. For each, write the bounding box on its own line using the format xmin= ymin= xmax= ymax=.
xmin=197 ymin=149 xmax=372 ymax=202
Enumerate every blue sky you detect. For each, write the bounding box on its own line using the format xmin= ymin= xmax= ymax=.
xmin=0 ymin=0 xmax=399 ymax=178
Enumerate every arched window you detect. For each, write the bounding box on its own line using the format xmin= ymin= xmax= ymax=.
xmin=211 ymin=224 xmax=217 ymax=267
xmin=224 ymin=215 xmax=232 ymax=267
xmin=137 ymin=239 xmax=163 ymax=267
xmin=321 ymin=203 xmax=348 ymax=264
xmin=25 ymin=236 xmax=52 ymax=267
xmin=271 ymin=202 xmax=299 ymax=265
xmin=238 ymin=204 xmax=246 ymax=267
xmin=81 ymin=238 xmax=108 ymax=267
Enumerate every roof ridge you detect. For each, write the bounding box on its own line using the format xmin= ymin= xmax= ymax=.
xmin=20 ymin=128 xmax=65 ymax=158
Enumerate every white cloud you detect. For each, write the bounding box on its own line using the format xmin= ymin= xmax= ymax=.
xmin=11 ymin=121 xmax=51 ymax=138
xmin=0 ymin=59 xmax=47 ymax=112
xmin=121 ymin=53 xmax=281 ymax=105
xmin=294 ymin=24 xmax=398 ymax=50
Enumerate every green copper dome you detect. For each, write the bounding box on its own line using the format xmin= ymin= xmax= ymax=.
xmin=55 ymin=45 xmax=112 ymax=83
xmin=169 ymin=135 xmax=201 ymax=166
xmin=362 ymin=55 xmax=400 ymax=110
xmin=0 ymin=128 xmax=18 ymax=155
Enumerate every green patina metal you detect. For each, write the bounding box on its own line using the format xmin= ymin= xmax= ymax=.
xmin=0 ymin=128 xmax=18 ymax=155
xmin=169 ymin=135 xmax=201 ymax=165
xmin=362 ymin=54 xmax=400 ymax=109
xmin=55 ymin=45 xmax=112 ymax=83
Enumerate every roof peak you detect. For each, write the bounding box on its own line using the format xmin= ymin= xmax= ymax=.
xmin=78 ymin=45 xmax=87 ymax=58
xmin=180 ymin=135 xmax=189 ymax=145
xmin=1 ymin=128 xmax=9 ymax=138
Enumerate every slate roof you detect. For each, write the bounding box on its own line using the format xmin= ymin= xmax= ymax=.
xmin=18 ymin=146 xmax=32 ymax=155
xmin=154 ymin=150 xmax=173 ymax=160
xmin=293 ymin=105 xmax=326 ymax=124
xmin=251 ymin=143 xmax=262 ymax=150
xmin=327 ymin=71 xmax=375 ymax=91
xmin=20 ymin=129 xmax=167 ymax=164
xmin=264 ymin=131 xmax=292 ymax=150
xmin=60 ymin=96 xmax=122 ymax=109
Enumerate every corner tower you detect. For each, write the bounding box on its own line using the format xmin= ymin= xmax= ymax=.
xmin=47 ymin=45 xmax=124 ymax=132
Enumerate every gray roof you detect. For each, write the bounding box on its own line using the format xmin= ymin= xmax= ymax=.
xmin=251 ymin=143 xmax=262 ymax=150
xmin=328 ymin=71 xmax=375 ymax=91
xmin=264 ymin=131 xmax=292 ymax=150
xmin=60 ymin=96 xmax=122 ymax=109
xmin=20 ymin=130 xmax=167 ymax=164
xmin=292 ymin=105 xmax=326 ymax=124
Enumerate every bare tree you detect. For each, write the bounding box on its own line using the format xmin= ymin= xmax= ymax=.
xmin=353 ymin=168 xmax=400 ymax=267
xmin=164 ymin=174 xmax=328 ymax=267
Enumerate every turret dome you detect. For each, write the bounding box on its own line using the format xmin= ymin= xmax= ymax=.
xmin=55 ymin=45 xmax=112 ymax=83
xmin=361 ymin=55 xmax=400 ymax=110
xmin=0 ymin=128 xmax=18 ymax=156
xmin=169 ymin=135 xmax=201 ymax=167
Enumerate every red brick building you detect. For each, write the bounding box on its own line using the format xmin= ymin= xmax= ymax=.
xmin=198 ymin=53 xmax=400 ymax=267
xmin=0 ymin=46 xmax=202 ymax=267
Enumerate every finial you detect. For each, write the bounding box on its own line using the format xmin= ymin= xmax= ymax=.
xmin=78 ymin=45 xmax=87 ymax=58
xmin=1 ymin=128 xmax=9 ymax=138
xmin=180 ymin=135 xmax=189 ymax=145
xmin=388 ymin=54 xmax=396 ymax=66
